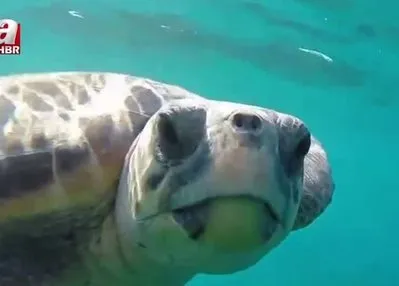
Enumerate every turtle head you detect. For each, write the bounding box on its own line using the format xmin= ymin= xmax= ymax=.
xmin=115 ymin=98 xmax=311 ymax=275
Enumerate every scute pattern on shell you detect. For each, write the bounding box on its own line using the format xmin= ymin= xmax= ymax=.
xmin=0 ymin=72 xmax=200 ymax=221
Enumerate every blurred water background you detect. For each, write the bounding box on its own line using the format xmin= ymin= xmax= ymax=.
xmin=1 ymin=0 xmax=398 ymax=285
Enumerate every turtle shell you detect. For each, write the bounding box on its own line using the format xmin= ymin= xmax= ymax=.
xmin=0 ymin=72 xmax=205 ymax=285
xmin=0 ymin=72 xmax=198 ymax=222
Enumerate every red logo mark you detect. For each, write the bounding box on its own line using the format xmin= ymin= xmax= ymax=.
xmin=0 ymin=19 xmax=21 ymax=55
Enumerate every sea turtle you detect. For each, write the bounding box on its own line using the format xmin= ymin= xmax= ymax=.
xmin=0 ymin=72 xmax=334 ymax=286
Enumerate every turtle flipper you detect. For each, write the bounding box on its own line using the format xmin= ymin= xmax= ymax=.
xmin=292 ymin=137 xmax=335 ymax=230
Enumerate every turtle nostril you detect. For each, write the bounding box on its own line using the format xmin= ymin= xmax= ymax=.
xmin=250 ymin=116 xmax=262 ymax=131
xmin=233 ymin=113 xmax=244 ymax=128
xmin=231 ymin=112 xmax=263 ymax=134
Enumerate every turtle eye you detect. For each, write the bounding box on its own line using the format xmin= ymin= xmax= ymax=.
xmin=279 ymin=126 xmax=311 ymax=177
xmin=286 ymin=130 xmax=311 ymax=176
xmin=295 ymin=131 xmax=311 ymax=158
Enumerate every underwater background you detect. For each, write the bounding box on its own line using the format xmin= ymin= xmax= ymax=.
xmin=1 ymin=0 xmax=398 ymax=285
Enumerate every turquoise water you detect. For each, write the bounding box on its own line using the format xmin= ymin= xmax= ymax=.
xmin=1 ymin=0 xmax=398 ymax=285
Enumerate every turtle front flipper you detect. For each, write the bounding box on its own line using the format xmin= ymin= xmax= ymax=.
xmin=292 ymin=137 xmax=335 ymax=230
